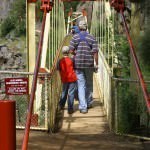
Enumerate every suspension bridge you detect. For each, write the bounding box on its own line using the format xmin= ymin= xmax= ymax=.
xmin=0 ymin=0 xmax=150 ymax=149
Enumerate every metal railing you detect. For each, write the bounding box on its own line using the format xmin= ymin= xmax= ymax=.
xmin=112 ymin=77 xmax=150 ymax=136
xmin=0 ymin=71 xmax=49 ymax=130
xmin=94 ymin=54 xmax=150 ymax=137
xmin=94 ymin=50 xmax=113 ymax=129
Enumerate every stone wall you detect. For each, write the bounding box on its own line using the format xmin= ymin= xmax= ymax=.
xmin=0 ymin=0 xmax=26 ymax=71
xmin=0 ymin=44 xmax=25 ymax=71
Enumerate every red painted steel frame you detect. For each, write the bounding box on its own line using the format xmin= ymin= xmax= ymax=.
xmin=28 ymin=0 xmax=37 ymax=3
xmin=22 ymin=0 xmax=53 ymax=148
xmin=120 ymin=10 xmax=150 ymax=113
xmin=21 ymin=11 xmax=47 ymax=150
xmin=0 ymin=100 xmax=16 ymax=150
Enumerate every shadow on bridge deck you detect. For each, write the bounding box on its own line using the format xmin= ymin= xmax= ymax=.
xmin=16 ymin=77 xmax=148 ymax=150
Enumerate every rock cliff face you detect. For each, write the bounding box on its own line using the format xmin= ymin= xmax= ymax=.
xmin=0 ymin=0 xmax=14 ymax=20
xmin=0 ymin=0 xmax=26 ymax=71
xmin=0 ymin=44 xmax=25 ymax=71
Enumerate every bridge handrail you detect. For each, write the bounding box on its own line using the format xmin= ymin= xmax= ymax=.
xmin=95 ymin=47 xmax=113 ymax=129
xmin=0 ymin=70 xmax=49 ymax=75
xmin=49 ymin=35 xmax=72 ymax=77
xmin=112 ymin=77 xmax=150 ymax=84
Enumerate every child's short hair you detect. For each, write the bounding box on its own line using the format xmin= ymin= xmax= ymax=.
xmin=62 ymin=46 xmax=69 ymax=54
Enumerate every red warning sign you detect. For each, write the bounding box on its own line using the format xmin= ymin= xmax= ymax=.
xmin=5 ymin=78 xmax=29 ymax=95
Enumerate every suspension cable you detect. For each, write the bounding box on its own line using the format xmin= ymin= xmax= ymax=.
xmin=110 ymin=0 xmax=150 ymax=113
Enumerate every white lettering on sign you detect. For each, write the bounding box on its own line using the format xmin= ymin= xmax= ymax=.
xmin=5 ymin=78 xmax=29 ymax=95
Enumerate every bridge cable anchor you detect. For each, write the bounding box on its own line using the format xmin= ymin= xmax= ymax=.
xmin=40 ymin=0 xmax=54 ymax=13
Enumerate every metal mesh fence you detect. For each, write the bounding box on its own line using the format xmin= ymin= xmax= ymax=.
xmin=112 ymin=78 xmax=150 ymax=136
xmin=95 ymin=50 xmax=150 ymax=137
xmin=48 ymin=71 xmax=62 ymax=132
xmin=0 ymin=71 xmax=50 ymax=130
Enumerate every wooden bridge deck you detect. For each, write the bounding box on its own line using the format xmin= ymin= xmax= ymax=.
xmin=16 ymin=77 xmax=149 ymax=150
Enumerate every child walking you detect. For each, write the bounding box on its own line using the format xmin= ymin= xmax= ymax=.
xmin=57 ymin=46 xmax=77 ymax=114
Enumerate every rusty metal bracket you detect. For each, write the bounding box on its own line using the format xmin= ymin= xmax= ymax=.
xmin=27 ymin=0 xmax=37 ymax=3
xmin=40 ymin=0 xmax=54 ymax=12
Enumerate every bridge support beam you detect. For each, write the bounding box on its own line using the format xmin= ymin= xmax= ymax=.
xmin=27 ymin=1 xmax=36 ymax=89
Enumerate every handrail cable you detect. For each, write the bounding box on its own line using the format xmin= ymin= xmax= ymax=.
xmin=49 ymin=35 xmax=70 ymax=76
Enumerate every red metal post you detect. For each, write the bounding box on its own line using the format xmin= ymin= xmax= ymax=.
xmin=120 ymin=10 xmax=150 ymax=113
xmin=110 ymin=0 xmax=150 ymax=113
xmin=21 ymin=11 xmax=47 ymax=150
xmin=68 ymin=7 xmax=73 ymax=17
xmin=40 ymin=0 xmax=54 ymax=12
xmin=27 ymin=0 xmax=37 ymax=3
xmin=0 ymin=100 xmax=16 ymax=150
xmin=61 ymin=0 xmax=98 ymax=1
xmin=82 ymin=8 xmax=87 ymax=16
xmin=22 ymin=1 xmax=54 ymax=149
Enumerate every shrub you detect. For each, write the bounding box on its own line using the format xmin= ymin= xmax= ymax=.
xmin=117 ymin=82 xmax=139 ymax=133
xmin=138 ymin=27 xmax=150 ymax=70
xmin=0 ymin=0 xmax=26 ymax=37
xmin=114 ymin=36 xmax=130 ymax=77
xmin=0 ymin=17 xmax=15 ymax=37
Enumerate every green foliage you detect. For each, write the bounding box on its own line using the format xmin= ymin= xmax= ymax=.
xmin=114 ymin=36 xmax=130 ymax=77
xmin=63 ymin=2 xmax=80 ymax=26
xmin=0 ymin=17 xmax=15 ymax=37
xmin=36 ymin=0 xmax=43 ymax=22
xmin=117 ymin=82 xmax=140 ymax=133
xmin=138 ymin=27 xmax=150 ymax=70
xmin=63 ymin=2 xmax=79 ymax=17
xmin=114 ymin=36 xmax=144 ymax=133
xmin=0 ymin=0 xmax=26 ymax=37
